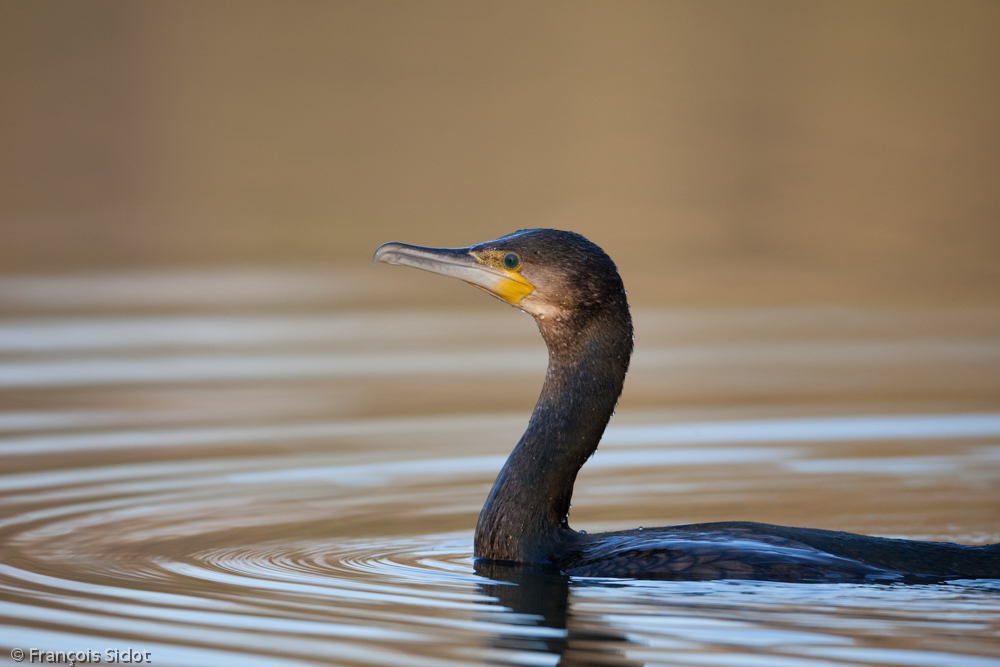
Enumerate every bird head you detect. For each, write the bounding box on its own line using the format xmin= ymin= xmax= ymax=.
xmin=373 ymin=229 xmax=626 ymax=322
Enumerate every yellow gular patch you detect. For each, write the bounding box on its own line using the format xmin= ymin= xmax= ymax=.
xmin=470 ymin=250 xmax=535 ymax=303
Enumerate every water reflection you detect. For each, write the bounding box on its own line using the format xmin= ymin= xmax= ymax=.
xmin=476 ymin=560 xmax=641 ymax=667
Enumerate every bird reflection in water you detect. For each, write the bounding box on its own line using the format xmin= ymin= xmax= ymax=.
xmin=475 ymin=560 xmax=643 ymax=667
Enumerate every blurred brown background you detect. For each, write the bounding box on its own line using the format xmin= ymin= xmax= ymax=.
xmin=1 ymin=0 xmax=998 ymax=305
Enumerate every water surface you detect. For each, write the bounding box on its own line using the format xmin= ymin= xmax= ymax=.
xmin=1 ymin=270 xmax=999 ymax=666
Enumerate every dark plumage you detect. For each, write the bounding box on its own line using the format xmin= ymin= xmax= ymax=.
xmin=374 ymin=229 xmax=1000 ymax=581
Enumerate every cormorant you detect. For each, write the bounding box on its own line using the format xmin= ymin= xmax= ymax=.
xmin=374 ymin=229 xmax=999 ymax=581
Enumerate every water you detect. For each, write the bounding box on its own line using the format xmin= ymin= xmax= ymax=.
xmin=1 ymin=270 xmax=999 ymax=667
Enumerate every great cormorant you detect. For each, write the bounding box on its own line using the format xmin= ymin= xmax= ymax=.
xmin=374 ymin=229 xmax=999 ymax=581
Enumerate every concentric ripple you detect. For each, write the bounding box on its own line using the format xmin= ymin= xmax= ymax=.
xmin=177 ymin=534 xmax=482 ymax=609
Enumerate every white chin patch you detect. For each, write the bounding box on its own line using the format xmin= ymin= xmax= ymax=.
xmin=518 ymin=294 xmax=566 ymax=320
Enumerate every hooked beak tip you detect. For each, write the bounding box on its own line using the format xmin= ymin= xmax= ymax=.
xmin=372 ymin=242 xmax=402 ymax=267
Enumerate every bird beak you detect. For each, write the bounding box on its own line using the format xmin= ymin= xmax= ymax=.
xmin=373 ymin=242 xmax=535 ymax=304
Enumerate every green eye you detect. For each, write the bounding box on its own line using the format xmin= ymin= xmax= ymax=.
xmin=503 ymin=253 xmax=521 ymax=270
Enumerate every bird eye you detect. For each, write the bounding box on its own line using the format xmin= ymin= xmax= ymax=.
xmin=503 ymin=253 xmax=521 ymax=270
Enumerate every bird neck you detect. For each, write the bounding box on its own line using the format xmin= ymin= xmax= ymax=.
xmin=475 ymin=304 xmax=632 ymax=563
